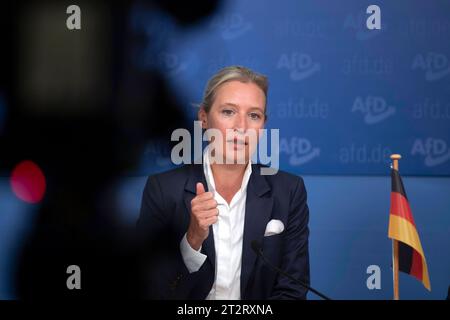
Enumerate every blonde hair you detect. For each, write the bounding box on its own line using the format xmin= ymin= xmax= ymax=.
xmin=200 ymin=65 xmax=268 ymax=114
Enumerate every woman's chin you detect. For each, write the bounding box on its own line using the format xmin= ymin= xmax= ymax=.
xmin=208 ymin=147 xmax=252 ymax=165
xmin=224 ymin=153 xmax=250 ymax=165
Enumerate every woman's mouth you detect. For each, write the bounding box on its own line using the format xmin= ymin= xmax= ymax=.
xmin=227 ymin=138 xmax=248 ymax=145
xmin=227 ymin=138 xmax=248 ymax=150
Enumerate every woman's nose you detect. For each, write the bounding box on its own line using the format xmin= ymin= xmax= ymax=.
xmin=233 ymin=113 xmax=248 ymax=132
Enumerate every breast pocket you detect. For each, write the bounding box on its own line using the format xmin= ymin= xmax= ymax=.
xmin=260 ymin=233 xmax=284 ymax=270
xmin=262 ymin=233 xmax=284 ymax=251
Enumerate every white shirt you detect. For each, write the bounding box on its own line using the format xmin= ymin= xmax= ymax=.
xmin=179 ymin=148 xmax=252 ymax=300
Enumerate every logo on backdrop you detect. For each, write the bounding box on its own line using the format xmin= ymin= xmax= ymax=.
xmin=412 ymin=53 xmax=450 ymax=81
xmin=276 ymin=98 xmax=329 ymax=119
xmin=157 ymin=52 xmax=192 ymax=76
xmin=277 ymin=53 xmax=321 ymax=81
xmin=412 ymin=98 xmax=450 ymax=120
xmin=280 ymin=137 xmax=320 ymax=166
xmin=411 ymin=138 xmax=450 ymax=167
xmin=339 ymin=144 xmax=392 ymax=165
xmin=210 ymin=13 xmax=252 ymax=40
xmin=352 ymin=96 xmax=396 ymax=124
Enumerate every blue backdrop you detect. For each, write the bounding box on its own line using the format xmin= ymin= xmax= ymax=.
xmin=132 ymin=0 xmax=450 ymax=176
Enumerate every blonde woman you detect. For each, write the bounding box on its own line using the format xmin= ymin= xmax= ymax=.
xmin=138 ymin=66 xmax=310 ymax=300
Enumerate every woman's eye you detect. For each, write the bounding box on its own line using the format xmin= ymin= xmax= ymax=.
xmin=249 ymin=112 xmax=262 ymax=120
xmin=222 ymin=109 xmax=235 ymax=116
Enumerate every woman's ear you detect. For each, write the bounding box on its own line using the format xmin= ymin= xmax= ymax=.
xmin=198 ymin=107 xmax=207 ymax=129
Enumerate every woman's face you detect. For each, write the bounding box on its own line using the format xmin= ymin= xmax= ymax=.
xmin=199 ymin=80 xmax=266 ymax=164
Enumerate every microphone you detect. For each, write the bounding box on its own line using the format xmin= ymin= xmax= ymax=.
xmin=251 ymin=240 xmax=331 ymax=300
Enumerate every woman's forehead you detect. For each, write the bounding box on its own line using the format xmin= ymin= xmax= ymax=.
xmin=212 ymin=81 xmax=266 ymax=110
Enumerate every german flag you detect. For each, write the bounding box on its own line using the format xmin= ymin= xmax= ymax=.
xmin=388 ymin=169 xmax=431 ymax=290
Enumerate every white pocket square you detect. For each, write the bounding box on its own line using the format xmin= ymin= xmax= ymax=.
xmin=264 ymin=219 xmax=284 ymax=237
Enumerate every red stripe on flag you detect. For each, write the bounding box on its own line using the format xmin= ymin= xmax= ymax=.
xmin=410 ymin=249 xmax=424 ymax=282
xmin=390 ymin=192 xmax=416 ymax=227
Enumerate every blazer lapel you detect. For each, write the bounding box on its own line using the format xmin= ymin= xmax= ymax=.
xmin=240 ymin=164 xmax=273 ymax=298
xmin=183 ymin=164 xmax=216 ymax=267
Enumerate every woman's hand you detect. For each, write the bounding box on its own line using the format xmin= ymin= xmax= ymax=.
xmin=186 ymin=182 xmax=218 ymax=250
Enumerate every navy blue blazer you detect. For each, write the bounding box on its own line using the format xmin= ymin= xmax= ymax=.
xmin=137 ymin=163 xmax=310 ymax=300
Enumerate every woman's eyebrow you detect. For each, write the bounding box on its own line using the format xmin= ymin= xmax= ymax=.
xmin=220 ymin=103 xmax=264 ymax=112
xmin=220 ymin=102 xmax=239 ymax=108
xmin=248 ymin=107 xmax=264 ymax=112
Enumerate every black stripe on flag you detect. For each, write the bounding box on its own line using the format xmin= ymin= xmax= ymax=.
xmin=398 ymin=241 xmax=413 ymax=274
xmin=391 ymin=169 xmax=408 ymax=200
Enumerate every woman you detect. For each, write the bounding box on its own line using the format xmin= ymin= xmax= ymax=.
xmin=138 ymin=65 xmax=310 ymax=300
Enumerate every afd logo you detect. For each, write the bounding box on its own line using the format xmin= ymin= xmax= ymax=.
xmin=344 ymin=7 xmax=385 ymax=40
xmin=412 ymin=53 xmax=450 ymax=81
xmin=411 ymin=138 xmax=450 ymax=167
xmin=352 ymin=96 xmax=396 ymax=124
xmin=277 ymin=53 xmax=321 ymax=81
xmin=158 ymin=52 xmax=190 ymax=76
xmin=280 ymin=137 xmax=320 ymax=166
xmin=210 ymin=13 xmax=252 ymax=40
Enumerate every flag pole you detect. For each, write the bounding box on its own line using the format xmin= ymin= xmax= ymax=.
xmin=390 ymin=154 xmax=401 ymax=300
